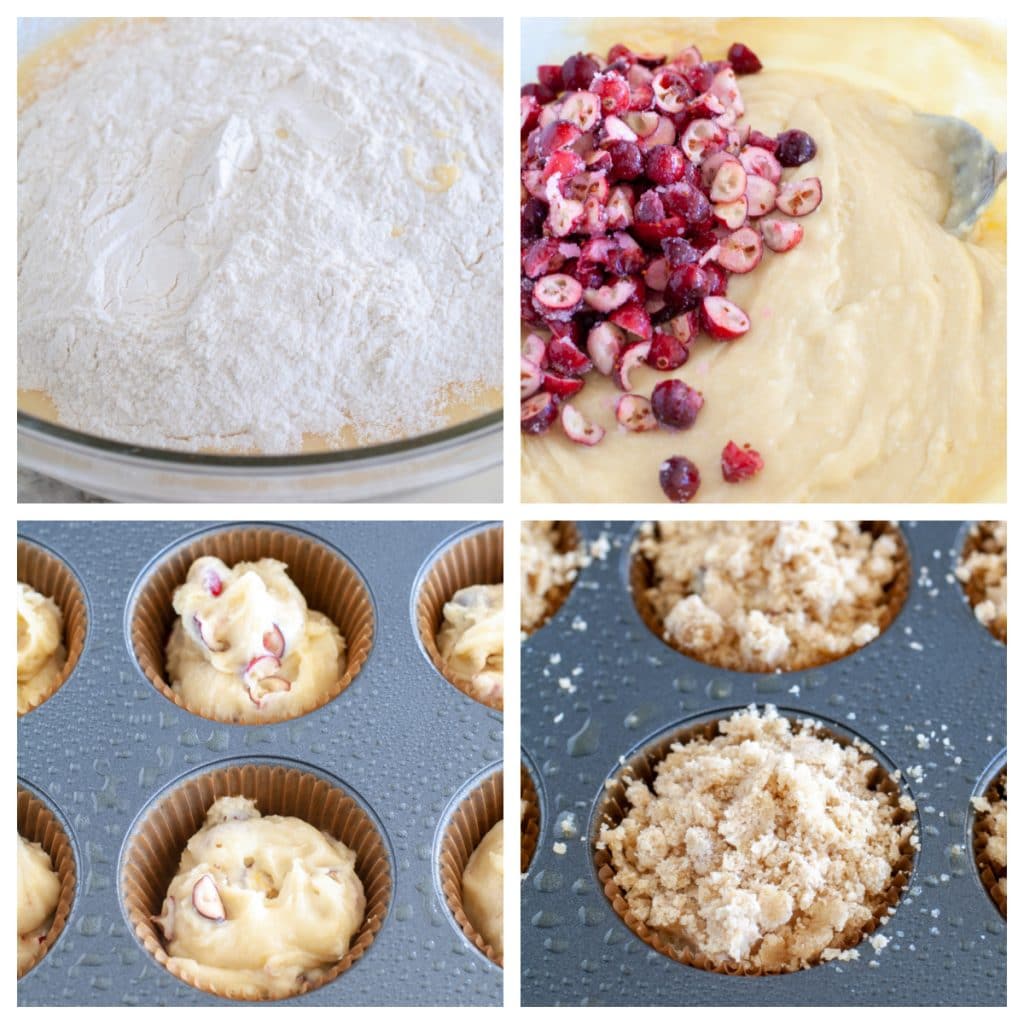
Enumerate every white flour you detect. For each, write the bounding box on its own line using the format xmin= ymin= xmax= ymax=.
xmin=18 ymin=18 xmax=501 ymax=453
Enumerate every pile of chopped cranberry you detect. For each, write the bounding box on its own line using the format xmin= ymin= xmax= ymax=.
xmin=520 ymin=42 xmax=821 ymax=501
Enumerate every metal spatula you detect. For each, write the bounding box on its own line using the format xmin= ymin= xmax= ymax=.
xmin=919 ymin=113 xmax=1007 ymax=237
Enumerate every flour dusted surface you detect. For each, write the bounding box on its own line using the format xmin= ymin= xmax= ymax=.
xmin=19 ymin=19 xmax=501 ymax=452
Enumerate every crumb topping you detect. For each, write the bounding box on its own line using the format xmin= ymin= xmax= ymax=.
xmin=638 ymin=521 xmax=902 ymax=671
xmin=956 ymin=521 xmax=1006 ymax=642
xmin=520 ymin=522 xmax=587 ymax=633
xmin=599 ymin=706 xmax=917 ymax=972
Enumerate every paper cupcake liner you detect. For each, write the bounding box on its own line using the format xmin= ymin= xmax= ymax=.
xmin=128 ymin=524 xmax=374 ymax=724
xmin=958 ymin=522 xmax=1007 ymax=644
xmin=120 ymin=760 xmax=392 ymax=1002
xmin=629 ymin=521 xmax=911 ymax=673
xmin=973 ymin=770 xmax=1007 ymax=918
xmin=438 ymin=768 xmax=504 ymax=967
xmin=520 ymin=761 xmax=540 ymax=874
xmin=17 ymin=786 xmax=77 ymax=978
xmin=593 ymin=711 xmax=918 ymax=975
xmin=521 ymin=520 xmax=582 ymax=636
xmin=17 ymin=538 xmax=87 ymax=716
xmin=415 ymin=524 xmax=504 ymax=711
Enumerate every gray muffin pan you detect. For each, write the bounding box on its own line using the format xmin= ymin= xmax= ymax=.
xmin=17 ymin=520 xmax=502 ymax=1006
xmin=521 ymin=521 xmax=1006 ymax=1006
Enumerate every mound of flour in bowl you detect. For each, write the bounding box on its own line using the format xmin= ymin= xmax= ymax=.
xmin=18 ymin=19 xmax=501 ymax=453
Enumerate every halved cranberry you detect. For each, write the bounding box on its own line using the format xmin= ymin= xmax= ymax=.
xmin=744 ymin=174 xmax=778 ymax=217
xmin=671 ymin=45 xmax=703 ymax=69
xmin=644 ymin=256 xmax=670 ymax=291
xmin=651 ymin=378 xmax=704 ymax=429
xmin=609 ymin=301 xmax=652 ymax=340
xmin=625 ymin=110 xmax=660 ymax=138
xmin=612 ymin=341 xmax=651 ymax=391
xmin=760 ymin=217 xmax=804 ymax=253
xmin=542 ymin=371 xmax=585 ymax=398
xmin=776 ymin=177 xmax=822 ymax=216
xmin=717 ymin=226 xmax=763 ymax=274
xmin=521 ymin=81 xmax=556 ymax=103
xmin=665 ymin=309 xmax=700 ymax=344
xmin=600 ymin=115 xmax=639 ymax=143
xmin=634 ymin=189 xmax=666 ymax=223
xmin=665 ymin=263 xmax=710 ymax=312
xmin=739 ymin=145 xmax=782 ymax=184
xmin=713 ymin=196 xmax=747 ymax=230
xmin=605 ymin=185 xmax=635 ymax=228
xmin=521 ymin=95 xmax=541 ymax=135
xmin=652 ymin=69 xmax=693 ymax=113
xmin=616 ymin=394 xmax=658 ymax=431
xmin=721 ymin=441 xmax=764 ymax=482
xmin=702 ymin=262 xmax=729 ymax=296
xmin=628 ymin=83 xmax=655 ymax=111
xmin=605 ymin=140 xmax=645 ymax=181
xmin=645 ymin=145 xmax=687 ymax=185
xmin=747 ymin=128 xmax=777 ymax=152
xmin=607 ymin=43 xmax=637 ymax=67
xmin=522 ymin=333 xmax=548 ymax=367
xmin=521 ymin=392 xmax=559 ymax=434
xmin=701 ymin=295 xmax=750 ymax=339
xmin=546 ymin=334 xmax=592 ymax=375
xmin=592 ymin=71 xmax=631 ymax=115
xmin=202 ymin=569 xmax=223 ymax=597
xmin=562 ymin=52 xmax=601 ymax=92
xmin=683 ymin=63 xmax=714 ymax=94
xmin=263 ymin=625 xmax=286 ymax=658
xmin=542 ymin=149 xmax=586 ymax=186
xmin=522 ymin=238 xmax=563 ymax=279
xmin=726 ymin=42 xmax=762 ymax=75
xmin=560 ymin=91 xmax=602 ymax=131
xmin=560 ymin=402 xmax=605 ymax=445
xmin=521 ymin=356 xmax=543 ymax=399
xmin=647 ymin=331 xmax=690 ymax=371
xmin=709 ymin=158 xmax=747 ymax=202
xmin=535 ymin=120 xmax=582 ymax=158
xmin=709 ymin=67 xmax=743 ymax=117
xmin=659 ymin=455 xmax=701 ymax=502
xmin=775 ymin=129 xmax=817 ymax=167
xmin=680 ymin=118 xmax=726 ymax=163
xmin=533 ymin=274 xmax=583 ymax=313
xmin=587 ymin=320 xmax=626 ymax=375
xmin=583 ymin=277 xmax=636 ymax=312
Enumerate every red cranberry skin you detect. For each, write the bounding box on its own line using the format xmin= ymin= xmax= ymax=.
xmin=561 ymin=52 xmax=601 ymax=92
xmin=650 ymin=379 xmax=704 ymax=429
xmin=747 ymin=128 xmax=777 ymax=153
xmin=775 ymin=129 xmax=817 ymax=167
xmin=537 ymin=64 xmax=565 ymax=94
xmin=521 ymin=82 xmax=557 ymax=103
xmin=520 ymin=197 xmax=547 ymax=240
xmin=648 ymin=331 xmax=690 ymax=371
xmin=607 ymin=43 xmax=636 ymax=67
xmin=634 ymin=190 xmax=667 ymax=224
xmin=645 ymin=145 xmax=687 ymax=185
xmin=606 ymin=140 xmax=645 ymax=182
xmin=665 ymin=264 xmax=711 ymax=312
xmin=659 ymin=455 xmax=701 ymax=502
xmin=726 ymin=42 xmax=762 ymax=74
xmin=660 ymin=182 xmax=710 ymax=226
xmin=703 ymin=263 xmax=729 ymax=297
xmin=661 ymin=237 xmax=701 ymax=267
xmin=721 ymin=441 xmax=765 ymax=482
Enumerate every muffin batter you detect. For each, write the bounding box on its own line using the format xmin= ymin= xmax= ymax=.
xmin=166 ymin=556 xmax=345 ymax=724
xmin=18 ymin=833 xmax=61 ymax=973
xmin=520 ymin=522 xmax=586 ymax=633
xmin=155 ymin=796 xmax=365 ymax=1000
xmin=462 ymin=819 xmax=504 ymax=957
xmin=437 ymin=584 xmax=503 ymax=704
xmin=599 ymin=706 xmax=918 ymax=971
xmin=956 ymin=521 xmax=1006 ymax=642
xmin=17 ymin=582 xmax=65 ymax=714
xmin=637 ymin=521 xmax=902 ymax=671
xmin=522 ymin=19 xmax=1005 ymax=502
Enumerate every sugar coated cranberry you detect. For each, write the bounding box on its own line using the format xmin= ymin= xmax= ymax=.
xmin=726 ymin=43 xmax=762 ymax=75
xmin=665 ymin=263 xmax=710 ymax=312
xmin=561 ymin=52 xmax=601 ymax=92
xmin=775 ymin=129 xmax=817 ymax=167
xmin=645 ymin=145 xmax=687 ymax=185
xmin=721 ymin=441 xmax=764 ymax=482
xmin=650 ymin=378 xmax=704 ymax=429
xmin=659 ymin=455 xmax=701 ymax=502
xmin=606 ymin=140 xmax=645 ymax=181
xmin=647 ymin=331 xmax=690 ymax=371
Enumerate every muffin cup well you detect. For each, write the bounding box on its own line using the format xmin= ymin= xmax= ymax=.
xmin=119 ymin=759 xmax=392 ymax=1002
xmin=520 ymin=761 xmax=540 ymax=874
xmin=957 ymin=521 xmax=1007 ymax=644
xmin=972 ymin=769 xmax=1007 ymax=918
xmin=438 ymin=767 xmax=503 ymax=967
xmin=17 ymin=538 xmax=87 ymax=716
xmin=521 ymin=520 xmax=581 ymax=636
xmin=17 ymin=785 xmax=77 ymax=978
xmin=128 ymin=524 xmax=374 ymax=724
xmin=628 ymin=521 xmax=911 ymax=673
xmin=592 ymin=709 xmax=919 ymax=975
xmin=415 ymin=523 xmax=503 ymax=711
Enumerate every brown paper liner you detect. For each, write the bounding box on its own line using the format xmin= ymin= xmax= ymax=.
xmin=973 ymin=770 xmax=1007 ymax=917
xmin=128 ymin=525 xmax=374 ymax=724
xmin=958 ymin=522 xmax=1007 ymax=644
xmin=17 ymin=539 xmax=88 ymax=716
xmin=629 ymin=521 xmax=911 ymax=673
xmin=521 ymin=521 xmax=582 ymax=636
xmin=593 ymin=712 xmax=918 ymax=975
xmin=520 ymin=762 xmax=541 ymax=874
xmin=439 ymin=768 xmax=504 ymax=967
xmin=415 ymin=524 xmax=504 ymax=711
xmin=120 ymin=761 xmax=392 ymax=1001
xmin=17 ymin=786 xmax=77 ymax=978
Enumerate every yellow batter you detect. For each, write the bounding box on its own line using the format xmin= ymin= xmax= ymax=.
xmin=166 ymin=557 xmax=345 ymax=725
xmin=437 ymin=584 xmax=504 ymax=704
xmin=18 ymin=834 xmax=61 ymax=973
xmin=17 ymin=582 xmax=65 ymax=714
xmin=522 ymin=19 xmax=1006 ymax=502
xmin=155 ymin=796 xmax=365 ymax=1000
xmin=462 ymin=819 xmax=504 ymax=957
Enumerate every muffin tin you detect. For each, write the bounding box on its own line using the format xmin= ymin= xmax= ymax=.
xmin=17 ymin=520 xmax=502 ymax=1006
xmin=521 ymin=521 xmax=1006 ymax=1006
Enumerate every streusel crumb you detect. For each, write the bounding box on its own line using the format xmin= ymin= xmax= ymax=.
xmin=638 ymin=521 xmax=903 ymax=671
xmin=521 ymin=522 xmax=586 ymax=634
xmin=600 ymin=706 xmax=917 ymax=972
xmin=956 ymin=521 xmax=1006 ymax=643
xmin=973 ymin=775 xmax=1007 ymax=903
